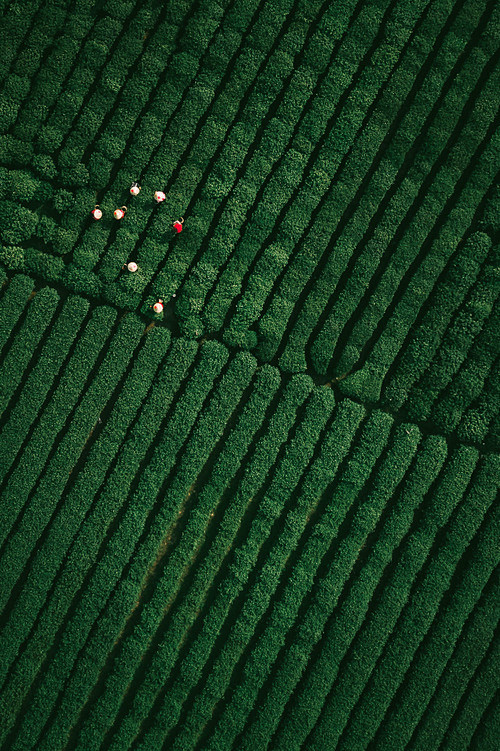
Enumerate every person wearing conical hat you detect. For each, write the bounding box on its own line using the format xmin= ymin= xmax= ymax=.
xmin=114 ymin=206 xmax=127 ymax=219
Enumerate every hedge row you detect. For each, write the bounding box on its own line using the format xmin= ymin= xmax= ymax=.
xmin=0 ymin=0 xmax=68 ymax=135
xmin=179 ymin=401 xmax=395 ymax=751
xmin=441 ymin=631 xmax=500 ymax=751
xmin=404 ymin=241 xmax=500 ymax=424
xmin=0 ymin=293 xmax=90 ymax=482
xmin=0 ymin=326 xmax=171 ymax=695
xmin=456 ymin=353 xmax=500 ymax=451
xmin=0 ymin=302 xmax=119 ymax=674
xmin=272 ymin=442 xmax=480 ymax=750
xmin=168 ymin=389 xmax=356 ymax=751
xmin=407 ymin=569 xmax=499 ymax=750
xmin=117 ymin=394 xmax=370 ymax=747
xmin=12 ymin=2 xmax=97 ymax=152
xmin=45 ymin=0 xmax=263 ymax=281
xmin=69 ymin=361 xmax=282 ymax=751
xmin=0 ymin=243 xmax=66 ymax=283
xmin=38 ymin=347 xmax=260 ymax=751
xmin=371 ymin=504 xmax=500 ymax=750
xmin=305 ymin=453 xmax=499 ymax=751
xmin=198 ymin=0 xmax=411 ymax=343
xmin=132 ymin=385 xmax=337 ymax=751
xmin=194 ymin=406 xmax=411 ymax=748
xmin=0 ymin=313 xmax=144 ymax=615
xmin=276 ymin=0 xmax=495 ymax=375
xmin=51 ymin=2 xmax=161 ymax=171
xmin=313 ymin=13 xmax=499 ymax=382
xmin=0 ymin=285 xmax=59 ymax=417
xmin=380 ymin=231 xmax=493 ymax=411
xmin=30 ymin=346 xmax=262 ymax=748
xmin=0 ymin=0 xmax=45 ymax=81
xmin=0 ymin=334 xmax=199 ymax=737
xmin=430 ymin=301 xmax=500 ymax=440
xmin=2 ymin=341 xmax=231 ymax=750
xmin=0 ymin=201 xmax=39 ymax=246
xmin=217 ymin=0 xmax=435 ymax=350
xmin=336 ymin=155 xmax=499 ymax=406
xmin=58 ymin=0 xmax=234 ymax=199
xmin=0 ymin=335 xmax=198 ymax=743
xmin=158 ymin=0 xmax=361 ymax=333
xmin=93 ymin=0 xmax=359 ymax=297
xmin=81 ymin=0 xmax=223 ymax=187
xmin=93 ymin=0 xmax=297 ymax=282
xmin=99 ymin=371 xmax=313 ymax=751
xmin=0 ymin=167 xmax=53 ymax=203
xmin=252 ymin=0 xmax=476 ymax=368
xmin=240 ymin=432 xmax=446 ymax=751
xmin=0 ymin=274 xmax=35 ymax=352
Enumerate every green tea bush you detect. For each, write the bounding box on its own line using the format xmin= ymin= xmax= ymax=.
xmin=0 ymin=294 xmax=89 ymax=482
xmin=372 ymin=499 xmax=499 ymax=750
xmin=131 ymin=382 xmax=333 ymax=751
xmin=277 ymin=0 xmax=495 ymax=376
xmin=101 ymin=373 xmax=313 ymax=751
xmin=1 ymin=341 xmax=228 ymax=749
xmin=0 ymin=303 xmax=116 ymax=570
xmin=0 ymin=285 xmax=59 ymax=417
xmin=0 ymin=0 xmax=498 ymax=747
xmin=405 ymin=244 xmax=500 ymax=424
xmin=0 ymin=201 xmax=38 ymax=244
xmin=0 ymin=274 xmax=35 ymax=351
xmin=328 ymin=455 xmax=499 ymax=751
xmin=0 ymin=327 xmax=171 ymax=704
xmin=381 ymin=231 xmax=492 ymax=410
xmin=273 ymin=443 xmax=480 ymax=750
xmin=406 ymin=557 xmax=499 ymax=751
xmin=69 ymin=363 xmax=282 ymax=751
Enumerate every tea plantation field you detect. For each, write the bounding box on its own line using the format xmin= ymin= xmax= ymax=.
xmin=0 ymin=0 xmax=498 ymax=749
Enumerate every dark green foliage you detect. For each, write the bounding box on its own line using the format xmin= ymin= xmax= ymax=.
xmin=0 ymin=274 xmax=35 ymax=350
xmin=0 ymin=285 xmax=59 ymax=416
xmin=381 ymin=231 xmax=493 ymax=410
xmin=0 ymin=201 xmax=38 ymax=244
xmin=0 ymin=0 xmax=498 ymax=748
xmin=52 ymin=189 xmax=75 ymax=213
xmin=273 ymin=442 xmax=482 ymax=750
xmin=0 ymin=294 xmax=89 ymax=483
xmin=404 ymin=243 xmax=500 ymax=425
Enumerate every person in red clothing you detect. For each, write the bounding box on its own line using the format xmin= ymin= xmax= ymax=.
xmin=91 ymin=205 xmax=102 ymax=220
xmin=114 ymin=206 xmax=127 ymax=220
xmin=173 ymin=217 xmax=184 ymax=233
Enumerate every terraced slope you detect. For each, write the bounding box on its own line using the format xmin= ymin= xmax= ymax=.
xmin=0 ymin=0 xmax=498 ymax=750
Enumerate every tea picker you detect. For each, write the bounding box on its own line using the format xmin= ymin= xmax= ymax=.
xmin=114 ymin=206 xmax=128 ymax=220
xmin=91 ymin=205 xmax=102 ymax=220
xmin=130 ymin=182 xmax=141 ymax=196
xmin=173 ymin=217 xmax=184 ymax=233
